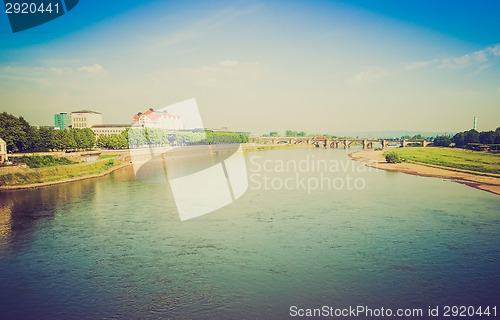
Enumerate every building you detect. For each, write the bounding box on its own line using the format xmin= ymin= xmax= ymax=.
xmin=72 ymin=110 xmax=103 ymax=128
xmin=132 ymin=109 xmax=183 ymax=130
xmin=0 ymin=138 xmax=7 ymax=164
xmin=91 ymin=124 xmax=131 ymax=137
xmin=54 ymin=112 xmax=72 ymax=130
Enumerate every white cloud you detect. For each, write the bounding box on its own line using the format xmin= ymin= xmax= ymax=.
xmin=34 ymin=67 xmax=72 ymax=74
xmin=486 ymin=44 xmax=500 ymax=56
xmin=346 ymin=69 xmax=391 ymax=87
xmin=439 ymin=44 xmax=500 ymax=69
xmin=78 ymin=63 xmax=104 ymax=74
xmin=473 ymin=50 xmax=488 ymax=63
xmin=405 ymin=61 xmax=431 ymax=70
xmin=219 ymin=60 xmax=238 ymax=67
xmin=473 ymin=64 xmax=492 ymax=74
xmin=440 ymin=55 xmax=471 ymax=69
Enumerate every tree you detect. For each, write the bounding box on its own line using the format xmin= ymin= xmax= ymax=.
xmin=38 ymin=127 xmax=54 ymax=150
xmin=433 ymin=136 xmax=452 ymax=147
xmin=53 ymin=130 xmax=69 ymax=150
xmin=96 ymin=134 xmax=109 ymax=148
xmin=297 ymin=131 xmax=306 ymax=137
xmin=239 ymin=133 xmax=249 ymax=143
xmin=71 ymin=129 xmax=84 ymax=149
xmin=385 ymin=151 xmax=402 ymax=163
xmin=0 ymin=112 xmax=29 ymax=152
xmin=119 ymin=130 xmax=129 ymax=149
xmin=96 ymin=132 xmax=128 ymax=149
xmin=411 ymin=134 xmax=423 ymax=140
xmin=269 ymin=131 xmax=279 ymax=137
xmin=18 ymin=116 xmax=36 ymax=151
xmin=495 ymin=127 xmax=500 ymax=144
xmin=479 ymin=131 xmax=495 ymax=144
xmin=464 ymin=129 xmax=480 ymax=144
xmin=81 ymin=128 xmax=96 ymax=149
xmin=146 ymin=128 xmax=169 ymax=146
xmin=453 ymin=132 xmax=465 ymax=146
xmin=127 ymin=127 xmax=149 ymax=146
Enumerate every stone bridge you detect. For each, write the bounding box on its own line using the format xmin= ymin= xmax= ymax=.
xmin=249 ymin=137 xmax=432 ymax=149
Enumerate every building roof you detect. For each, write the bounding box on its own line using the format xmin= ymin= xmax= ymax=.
xmin=72 ymin=110 xmax=102 ymax=114
xmin=133 ymin=109 xmax=181 ymax=122
xmin=0 ymin=137 xmax=6 ymax=144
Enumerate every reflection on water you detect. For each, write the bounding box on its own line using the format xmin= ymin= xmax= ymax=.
xmin=0 ymin=149 xmax=499 ymax=319
xmin=0 ymin=203 xmax=12 ymax=252
xmin=0 ymin=167 xmax=136 ymax=255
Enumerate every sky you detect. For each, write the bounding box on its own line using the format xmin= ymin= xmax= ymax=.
xmin=1 ymin=0 xmax=499 ymax=135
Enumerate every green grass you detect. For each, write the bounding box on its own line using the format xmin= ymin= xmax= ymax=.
xmin=0 ymin=158 xmax=121 ymax=186
xmin=11 ymin=155 xmax=75 ymax=168
xmin=99 ymin=154 xmax=118 ymax=160
xmin=386 ymin=147 xmax=500 ymax=174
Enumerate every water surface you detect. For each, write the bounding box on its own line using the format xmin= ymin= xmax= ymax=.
xmin=0 ymin=148 xmax=499 ymax=319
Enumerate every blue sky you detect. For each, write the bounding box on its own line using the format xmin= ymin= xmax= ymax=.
xmin=1 ymin=0 xmax=499 ymax=134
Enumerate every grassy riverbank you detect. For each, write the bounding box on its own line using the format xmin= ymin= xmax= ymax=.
xmin=385 ymin=147 xmax=500 ymax=174
xmin=0 ymin=144 xmax=300 ymax=189
xmin=350 ymin=149 xmax=500 ymax=195
xmin=10 ymin=155 xmax=76 ymax=168
xmin=0 ymin=158 xmax=122 ymax=187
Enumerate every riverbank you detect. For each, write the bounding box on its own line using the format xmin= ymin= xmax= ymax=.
xmin=349 ymin=150 xmax=500 ymax=195
xmin=0 ymin=143 xmax=307 ymax=191
xmin=0 ymin=158 xmax=129 ymax=191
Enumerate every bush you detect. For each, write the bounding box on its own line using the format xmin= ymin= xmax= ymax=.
xmin=385 ymin=151 xmax=402 ymax=163
xmin=434 ymin=136 xmax=452 ymax=147
xmin=11 ymin=155 xmax=75 ymax=168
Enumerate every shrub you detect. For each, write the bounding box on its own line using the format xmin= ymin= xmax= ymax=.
xmin=385 ymin=151 xmax=402 ymax=163
xmin=434 ymin=136 xmax=452 ymax=147
xmin=11 ymin=155 xmax=75 ymax=168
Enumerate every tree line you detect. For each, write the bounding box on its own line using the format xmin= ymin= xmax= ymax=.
xmin=264 ymin=130 xmax=342 ymax=138
xmin=126 ymin=129 xmax=248 ymax=147
xmin=1 ymin=112 xmax=95 ymax=152
xmin=433 ymin=127 xmax=500 ymax=147
xmin=0 ymin=112 xmax=249 ymax=152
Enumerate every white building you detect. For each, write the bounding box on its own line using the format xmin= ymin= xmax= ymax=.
xmin=0 ymin=138 xmax=7 ymax=164
xmin=132 ymin=109 xmax=183 ymax=130
xmin=72 ymin=110 xmax=103 ymax=128
xmin=91 ymin=124 xmax=131 ymax=137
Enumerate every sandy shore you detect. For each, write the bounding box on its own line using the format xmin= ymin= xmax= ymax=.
xmin=349 ymin=150 xmax=500 ymax=196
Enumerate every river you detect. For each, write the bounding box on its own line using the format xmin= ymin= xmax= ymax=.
xmin=0 ymin=147 xmax=499 ymax=319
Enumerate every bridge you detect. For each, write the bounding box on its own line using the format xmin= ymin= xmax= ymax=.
xmin=249 ymin=137 xmax=432 ymax=149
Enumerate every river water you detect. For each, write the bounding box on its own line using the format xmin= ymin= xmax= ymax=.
xmin=0 ymin=148 xmax=499 ymax=319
